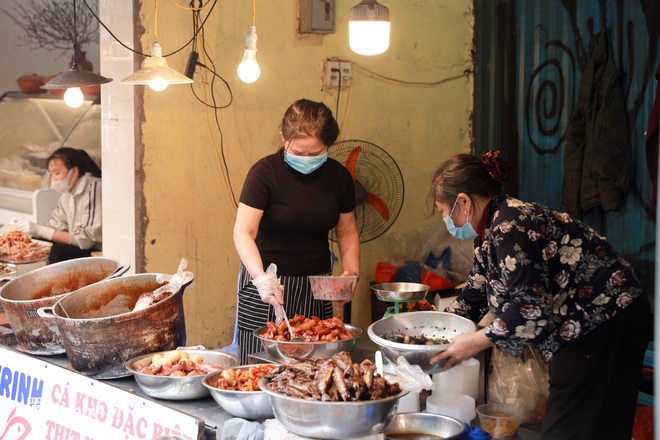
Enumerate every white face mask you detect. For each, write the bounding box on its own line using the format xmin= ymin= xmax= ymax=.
xmin=51 ymin=168 xmax=75 ymax=193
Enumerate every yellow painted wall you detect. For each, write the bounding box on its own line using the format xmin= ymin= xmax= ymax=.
xmin=137 ymin=1 xmax=474 ymax=349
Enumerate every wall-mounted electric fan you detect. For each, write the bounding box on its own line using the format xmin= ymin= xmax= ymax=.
xmin=329 ymin=140 xmax=404 ymax=243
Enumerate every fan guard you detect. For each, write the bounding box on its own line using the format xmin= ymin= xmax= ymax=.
xmin=329 ymin=140 xmax=404 ymax=243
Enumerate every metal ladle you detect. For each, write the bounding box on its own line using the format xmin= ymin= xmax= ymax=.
xmin=280 ymin=306 xmax=304 ymax=342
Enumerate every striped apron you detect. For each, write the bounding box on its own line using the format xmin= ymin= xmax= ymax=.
xmin=236 ymin=263 xmax=333 ymax=364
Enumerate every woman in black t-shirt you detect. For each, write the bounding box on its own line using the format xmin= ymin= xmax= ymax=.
xmin=232 ymin=99 xmax=360 ymax=363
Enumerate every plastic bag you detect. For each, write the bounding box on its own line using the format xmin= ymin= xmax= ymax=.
xmin=155 ymin=257 xmax=194 ymax=292
xmin=487 ymin=346 xmax=549 ymax=423
xmin=133 ymin=258 xmax=194 ymax=311
xmin=386 ymin=224 xmax=474 ymax=286
xmin=387 ymin=356 xmax=434 ymax=393
xmin=464 ymin=424 xmax=492 ymax=440
xmin=219 ymin=418 xmax=264 ymax=440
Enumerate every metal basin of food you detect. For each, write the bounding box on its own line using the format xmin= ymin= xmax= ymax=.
xmin=258 ymin=377 xmax=407 ymax=439
xmin=253 ymin=324 xmax=363 ymax=362
xmin=126 ymin=349 xmax=240 ymax=400
xmin=367 ymin=311 xmax=477 ymax=374
xmin=383 ymin=412 xmax=466 ymax=439
xmin=0 ymin=257 xmax=126 ymax=355
xmin=38 ymin=273 xmax=191 ymax=379
xmin=372 ymin=282 xmax=431 ymax=302
xmin=203 ymin=364 xmax=277 ymax=419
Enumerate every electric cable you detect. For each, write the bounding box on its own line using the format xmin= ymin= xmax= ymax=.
xmin=81 ymin=0 xmax=238 ymax=208
xmin=80 ymin=0 xmax=218 ymax=58
xmin=338 ymin=81 xmax=353 ymax=140
xmin=170 ymin=0 xmax=206 ymax=11
xmin=352 ymin=63 xmax=472 ymax=87
xmin=190 ymin=63 xmax=233 ymax=109
xmin=334 ymin=69 xmax=342 ymax=125
xmin=185 ymin=0 xmax=238 ymax=209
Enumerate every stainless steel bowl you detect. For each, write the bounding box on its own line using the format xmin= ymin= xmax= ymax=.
xmin=203 ymin=364 xmax=276 ymax=419
xmin=371 ymin=282 xmax=430 ymax=301
xmin=253 ymin=323 xmax=363 ymax=363
xmin=258 ymin=377 xmax=407 ymax=439
xmin=383 ymin=412 xmax=466 ymax=439
xmin=126 ymin=349 xmax=240 ymax=400
xmin=367 ymin=311 xmax=477 ymax=374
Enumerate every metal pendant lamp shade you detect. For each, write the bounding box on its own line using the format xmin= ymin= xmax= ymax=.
xmin=40 ymin=0 xmax=112 ymax=91
xmin=349 ymin=0 xmax=390 ymax=56
xmin=41 ymin=68 xmax=112 ymax=90
xmin=120 ymin=42 xmax=193 ymax=91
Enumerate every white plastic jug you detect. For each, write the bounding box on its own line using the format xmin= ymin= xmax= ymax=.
xmin=426 ymin=392 xmax=476 ymax=424
xmin=432 ymin=357 xmax=480 ymax=400
xmin=397 ymin=390 xmax=421 ymax=413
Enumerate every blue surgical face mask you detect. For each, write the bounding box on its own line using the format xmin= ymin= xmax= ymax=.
xmin=284 ymin=151 xmax=328 ymax=174
xmin=443 ymin=197 xmax=478 ymax=240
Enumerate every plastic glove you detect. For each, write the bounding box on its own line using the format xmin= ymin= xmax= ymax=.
xmin=219 ymin=417 xmax=264 ymax=440
xmin=14 ymin=219 xmax=54 ymax=241
xmin=252 ymin=263 xmax=284 ymax=314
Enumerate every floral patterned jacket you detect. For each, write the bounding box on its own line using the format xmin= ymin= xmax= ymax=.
xmin=447 ymin=195 xmax=644 ymax=361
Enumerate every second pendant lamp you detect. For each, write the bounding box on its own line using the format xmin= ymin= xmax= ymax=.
xmin=121 ymin=41 xmax=193 ymax=91
xmin=120 ymin=0 xmax=193 ymax=91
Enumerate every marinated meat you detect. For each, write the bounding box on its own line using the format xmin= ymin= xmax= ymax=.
xmin=259 ymin=315 xmax=359 ymax=342
xmin=134 ymin=349 xmax=225 ymax=377
xmin=0 ymin=230 xmax=49 ymax=262
xmin=266 ymin=351 xmax=401 ymax=402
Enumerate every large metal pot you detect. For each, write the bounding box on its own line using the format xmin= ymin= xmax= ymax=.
xmin=38 ymin=273 xmax=191 ymax=379
xmin=0 ymin=257 xmax=126 ymax=355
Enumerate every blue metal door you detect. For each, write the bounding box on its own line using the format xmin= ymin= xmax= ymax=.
xmin=476 ymin=0 xmax=660 ymax=294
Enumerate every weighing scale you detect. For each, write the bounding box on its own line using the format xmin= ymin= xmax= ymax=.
xmin=371 ymin=282 xmax=431 ymax=317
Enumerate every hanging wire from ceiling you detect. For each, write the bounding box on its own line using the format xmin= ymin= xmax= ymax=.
xmin=186 ymin=0 xmax=238 ymax=208
xmin=80 ymin=0 xmax=218 ymax=58
xmin=81 ymin=0 xmax=238 ymax=208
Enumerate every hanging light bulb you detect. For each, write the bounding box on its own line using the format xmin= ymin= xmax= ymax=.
xmin=121 ymin=42 xmax=193 ymax=91
xmin=237 ymin=26 xmax=260 ymax=83
xmin=42 ymin=68 xmax=112 ymax=108
xmin=63 ymin=87 xmax=85 ymax=108
xmin=349 ymin=0 xmax=390 ymax=56
xmin=40 ymin=0 xmax=112 ymax=107
xmin=148 ymin=76 xmax=169 ymax=92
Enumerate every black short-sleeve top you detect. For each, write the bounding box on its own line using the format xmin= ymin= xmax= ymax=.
xmin=239 ymin=150 xmax=356 ymax=276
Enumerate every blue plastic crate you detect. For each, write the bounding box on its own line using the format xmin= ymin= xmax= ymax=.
xmin=638 ymin=391 xmax=654 ymax=407
xmin=644 ymin=341 xmax=654 ymax=367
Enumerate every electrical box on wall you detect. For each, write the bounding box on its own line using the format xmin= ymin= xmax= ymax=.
xmin=324 ymin=60 xmax=352 ymax=88
xmin=299 ymin=0 xmax=336 ymax=34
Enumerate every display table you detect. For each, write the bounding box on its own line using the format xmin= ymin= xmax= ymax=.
xmin=0 ymin=337 xmax=541 ymax=440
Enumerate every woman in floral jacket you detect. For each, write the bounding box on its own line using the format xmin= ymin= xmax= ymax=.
xmin=431 ymin=150 xmax=652 ymax=440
